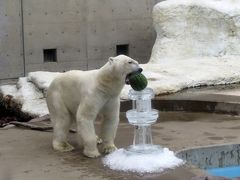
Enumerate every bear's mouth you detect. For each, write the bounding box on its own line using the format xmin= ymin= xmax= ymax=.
xmin=125 ymin=68 xmax=143 ymax=84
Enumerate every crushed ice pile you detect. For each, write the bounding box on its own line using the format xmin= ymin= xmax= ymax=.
xmin=102 ymin=148 xmax=184 ymax=173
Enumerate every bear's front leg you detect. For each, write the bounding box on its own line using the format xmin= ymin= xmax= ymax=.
xmin=99 ymin=98 xmax=120 ymax=154
xmin=76 ymin=105 xmax=101 ymax=158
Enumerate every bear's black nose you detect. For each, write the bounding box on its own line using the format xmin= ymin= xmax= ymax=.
xmin=138 ymin=68 xmax=143 ymax=73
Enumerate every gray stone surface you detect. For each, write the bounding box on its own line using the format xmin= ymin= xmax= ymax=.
xmin=0 ymin=0 xmax=24 ymax=79
xmin=3 ymin=111 xmax=240 ymax=179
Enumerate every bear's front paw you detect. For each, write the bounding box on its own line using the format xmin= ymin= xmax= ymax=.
xmin=100 ymin=144 xmax=117 ymax=154
xmin=83 ymin=149 xmax=101 ymax=158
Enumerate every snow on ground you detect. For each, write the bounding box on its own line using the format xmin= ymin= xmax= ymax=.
xmin=102 ymin=147 xmax=184 ymax=173
xmin=0 ymin=85 xmax=18 ymax=98
xmin=16 ymin=77 xmax=48 ymax=117
xmin=0 ymin=76 xmax=50 ymax=117
xmin=28 ymin=71 xmax=62 ymax=94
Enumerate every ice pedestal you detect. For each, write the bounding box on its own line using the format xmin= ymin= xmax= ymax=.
xmin=126 ymin=88 xmax=162 ymax=154
xmin=102 ymin=88 xmax=184 ymax=173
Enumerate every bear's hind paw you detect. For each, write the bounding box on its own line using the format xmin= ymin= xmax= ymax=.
xmin=53 ymin=141 xmax=75 ymax=152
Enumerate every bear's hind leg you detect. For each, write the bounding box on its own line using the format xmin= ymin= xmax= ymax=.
xmin=52 ymin=132 xmax=75 ymax=152
xmin=48 ymin=96 xmax=74 ymax=152
xmin=52 ymin=118 xmax=75 ymax=152
xmin=52 ymin=115 xmax=74 ymax=152
xmin=77 ymin=105 xmax=101 ymax=158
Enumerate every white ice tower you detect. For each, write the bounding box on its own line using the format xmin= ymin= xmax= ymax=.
xmin=103 ymin=87 xmax=184 ymax=173
xmin=126 ymin=88 xmax=161 ymax=153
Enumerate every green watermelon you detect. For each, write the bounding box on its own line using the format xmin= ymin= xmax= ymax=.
xmin=128 ymin=72 xmax=148 ymax=91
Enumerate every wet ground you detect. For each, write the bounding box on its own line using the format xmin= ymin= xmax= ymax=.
xmin=2 ymin=84 xmax=240 ymax=179
xmin=1 ymin=111 xmax=240 ymax=180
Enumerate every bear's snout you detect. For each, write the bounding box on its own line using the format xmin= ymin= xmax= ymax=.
xmin=125 ymin=67 xmax=143 ymax=84
xmin=138 ymin=68 xmax=143 ymax=73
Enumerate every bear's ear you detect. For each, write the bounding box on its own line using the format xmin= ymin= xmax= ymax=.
xmin=108 ymin=57 xmax=115 ymax=65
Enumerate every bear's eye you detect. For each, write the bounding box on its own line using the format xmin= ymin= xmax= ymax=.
xmin=128 ymin=61 xmax=133 ymax=64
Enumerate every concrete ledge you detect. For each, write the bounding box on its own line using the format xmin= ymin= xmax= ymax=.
xmin=121 ymin=98 xmax=240 ymax=115
xmin=121 ymin=86 xmax=240 ymax=115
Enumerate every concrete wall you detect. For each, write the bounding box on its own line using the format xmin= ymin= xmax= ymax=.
xmin=85 ymin=0 xmax=161 ymax=69
xmin=0 ymin=0 xmax=163 ymax=80
xmin=0 ymin=0 xmax=24 ymax=79
xmin=23 ymin=0 xmax=88 ymax=73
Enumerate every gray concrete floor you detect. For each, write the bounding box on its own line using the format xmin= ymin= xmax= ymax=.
xmin=1 ymin=111 xmax=240 ymax=180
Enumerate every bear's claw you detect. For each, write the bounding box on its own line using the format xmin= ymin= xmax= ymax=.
xmin=96 ymin=136 xmax=103 ymax=144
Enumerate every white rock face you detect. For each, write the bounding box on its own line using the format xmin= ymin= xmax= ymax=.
xmin=150 ymin=0 xmax=240 ymax=63
xmin=122 ymin=0 xmax=240 ymax=98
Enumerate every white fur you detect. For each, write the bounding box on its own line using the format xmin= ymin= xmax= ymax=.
xmin=46 ymin=55 xmax=140 ymax=158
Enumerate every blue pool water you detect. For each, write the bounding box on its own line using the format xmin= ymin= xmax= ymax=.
xmin=207 ymin=166 xmax=240 ymax=179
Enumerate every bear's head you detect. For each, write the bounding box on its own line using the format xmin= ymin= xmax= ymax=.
xmin=108 ymin=55 xmax=142 ymax=84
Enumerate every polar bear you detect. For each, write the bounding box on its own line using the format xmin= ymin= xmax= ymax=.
xmin=46 ymin=55 xmax=142 ymax=158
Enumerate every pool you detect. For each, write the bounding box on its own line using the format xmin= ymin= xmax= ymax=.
xmin=176 ymin=144 xmax=240 ymax=179
xmin=207 ymin=166 xmax=240 ymax=179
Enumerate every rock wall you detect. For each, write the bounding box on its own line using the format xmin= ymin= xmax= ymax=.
xmin=150 ymin=0 xmax=240 ymax=63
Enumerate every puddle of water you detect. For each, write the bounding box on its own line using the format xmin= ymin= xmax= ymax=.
xmin=207 ymin=166 xmax=240 ymax=179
